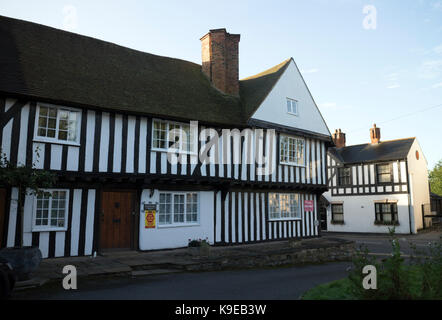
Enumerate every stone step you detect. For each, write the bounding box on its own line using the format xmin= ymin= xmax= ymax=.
xmin=14 ymin=278 xmax=49 ymax=291
xmin=131 ymin=269 xmax=182 ymax=277
xmin=130 ymin=262 xmax=187 ymax=271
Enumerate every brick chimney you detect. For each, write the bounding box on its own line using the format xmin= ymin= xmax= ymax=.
xmin=200 ymin=28 xmax=240 ymax=96
xmin=332 ymin=129 xmax=346 ymax=148
xmin=369 ymin=123 xmax=381 ymax=144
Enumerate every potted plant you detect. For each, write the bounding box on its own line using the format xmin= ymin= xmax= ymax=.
xmin=0 ymin=149 xmax=56 ymax=280
xmin=188 ymin=238 xmax=211 ymax=257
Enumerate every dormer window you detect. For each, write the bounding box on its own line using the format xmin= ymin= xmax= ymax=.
xmin=286 ymin=98 xmax=298 ymax=116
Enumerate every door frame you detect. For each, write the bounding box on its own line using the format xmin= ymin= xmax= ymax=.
xmin=97 ymin=188 xmax=140 ymax=252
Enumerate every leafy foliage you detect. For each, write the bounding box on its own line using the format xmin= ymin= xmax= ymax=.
xmin=345 ymin=227 xmax=441 ymax=299
xmin=188 ymin=238 xmax=210 ymax=247
xmin=303 ymin=228 xmax=442 ymax=300
xmin=0 ymin=152 xmax=56 ymax=195
xmin=429 ymin=159 xmax=442 ymax=196
xmin=0 ymin=148 xmax=56 ymax=247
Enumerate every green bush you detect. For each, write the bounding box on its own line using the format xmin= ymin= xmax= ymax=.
xmin=188 ymin=238 xmax=210 ymax=247
xmin=347 ymin=227 xmax=442 ymax=300
xmin=303 ymin=228 xmax=442 ymax=300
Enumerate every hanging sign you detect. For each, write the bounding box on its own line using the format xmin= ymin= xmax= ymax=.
xmin=144 ymin=203 xmax=157 ymax=229
xmin=304 ymin=200 xmax=314 ymax=212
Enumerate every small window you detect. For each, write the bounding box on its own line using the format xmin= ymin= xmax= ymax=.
xmin=269 ymin=193 xmax=301 ymax=220
xmin=158 ymin=192 xmax=199 ymax=226
xmin=286 ymin=98 xmax=298 ymax=115
xmin=35 ymin=104 xmax=80 ymax=144
xmin=152 ymin=120 xmax=196 ymax=154
xmin=280 ymin=135 xmax=305 ymax=166
xmin=376 ymin=163 xmax=392 ymax=183
xmin=338 ymin=167 xmax=352 ymax=186
xmin=375 ymin=203 xmax=398 ymax=225
xmin=331 ymin=204 xmax=344 ymax=223
xmin=33 ymin=190 xmax=69 ymax=231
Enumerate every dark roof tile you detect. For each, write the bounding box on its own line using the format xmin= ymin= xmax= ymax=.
xmin=0 ymin=15 xmax=291 ymax=128
xmin=329 ymin=138 xmax=415 ymax=164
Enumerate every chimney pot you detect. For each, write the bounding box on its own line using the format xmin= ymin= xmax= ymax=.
xmin=332 ymin=128 xmax=346 ymax=148
xmin=200 ymin=29 xmax=240 ymax=96
xmin=370 ymin=123 xmax=381 ymax=144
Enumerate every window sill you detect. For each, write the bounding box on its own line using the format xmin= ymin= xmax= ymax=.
xmin=33 ymin=138 xmax=80 ymax=147
xmin=268 ymin=218 xmax=302 ymax=222
xmin=374 ymin=221 xmax=399 ymax=226
xmin=151 ymin=148 xmax=197 ymax=156
xmin=279 ymin=162 xmax=305 ymax=168
xmin=32 ymin=227 xmax=67 ymax=232
xmin=156 ymin=223 xmax=200 ymax=229
xmin=287 ymin=112 xmax=299 ymax=117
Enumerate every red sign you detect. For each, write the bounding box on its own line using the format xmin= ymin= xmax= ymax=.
xmin=304 ymin=200 xmax=314 ymax=212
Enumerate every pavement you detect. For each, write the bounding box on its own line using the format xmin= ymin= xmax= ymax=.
xmin=14 ymin=237 xmax=351 ymax=291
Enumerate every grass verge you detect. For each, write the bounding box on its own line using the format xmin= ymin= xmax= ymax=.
xmin=301 ymin=266 xmax=437 ymax=300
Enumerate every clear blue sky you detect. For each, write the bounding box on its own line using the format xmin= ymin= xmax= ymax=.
xmin=1 ymin=0 xmax=441 ymax=169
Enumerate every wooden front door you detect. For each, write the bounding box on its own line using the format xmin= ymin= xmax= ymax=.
xmin=0 ymin=188 xmax=6 ymax=248
xmin=100 ymin=191 xmax=135 ymax=249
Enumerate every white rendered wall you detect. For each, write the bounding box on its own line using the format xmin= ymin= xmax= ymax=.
xmin=250 ymin=60 xmax=330 ymax=136
xmin=324 ymin=193 xmax=411 ymax=234
xmin=407 ymin=139 xmax=431 ymax=231
xmin=138 ymin=189 xmax=214 ymax=250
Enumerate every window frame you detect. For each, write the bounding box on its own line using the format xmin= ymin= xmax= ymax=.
xmin=337 ymin=166 xmax=352 ymax=186
xmin=32 ymin=189 xmax=69 ymax=232
xmin=374 ymin=202 xmax=399 ymax=225
xmin=286 ymin=98 xmax=299 ymax=116
xmin=331 ymin=203 xmax=344 ymax=224
xmin=279 ymin=134 xmax=305 ymax=167
xmin=151 ymin=119 xmax=197 ymax=155
xmin=157 ymin=192 xmax=200 ymax=228
xmin=33 ymin=103 xmax=82 ymax=146
xmin=375 ymin=163 xmax=393 ymax=184
xmin=268 ymin=192 xmax=302 ymax=221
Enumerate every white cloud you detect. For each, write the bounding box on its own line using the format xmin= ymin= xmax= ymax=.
xmin=300 ymin=68 xmax=319 ymax=74
xmin=62 ymin=5 xmax=78 ymax=31
xmin=432 ymin=82 xmax=442 ymax=88
xmin=418 ymin=60 xmax=442 ymax=79
xmin=386 ymin=84 xmax=400 ymax=89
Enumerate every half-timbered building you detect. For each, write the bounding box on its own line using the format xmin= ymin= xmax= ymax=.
xmin=323 ymin=125 xmax=431 ymax=234
xmin=0 ymin=16 xmax=332 ymax=258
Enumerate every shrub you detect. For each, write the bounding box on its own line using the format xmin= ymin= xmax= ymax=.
xmin=348 ymin=227 xmax=413 ymax=299
xmin=188 ymin=238 xmax=210 ymax=247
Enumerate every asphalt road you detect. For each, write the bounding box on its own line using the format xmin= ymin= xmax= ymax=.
xmin=11 ymin=262 xmax=352 ymax=300
xmin=9 ymin=229 xmax=441 ymax=300
xmin=322 ymin=229 xmax=442 ymax=257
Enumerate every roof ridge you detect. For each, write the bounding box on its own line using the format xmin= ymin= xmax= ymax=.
xmin=240 ymin=58 xmax=292 ymax=81
xmin=0 ymin=14 xmax=201 ymax=67
xmin=334 ymin=137 xmax=416 ymax=149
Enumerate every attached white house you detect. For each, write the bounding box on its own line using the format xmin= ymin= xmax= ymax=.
xmin=0 ymin=16 xmax=333 ymax=258
xmin=323 ymin=124 xmax=431 ymax=234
